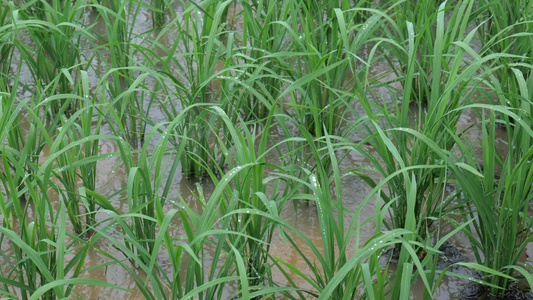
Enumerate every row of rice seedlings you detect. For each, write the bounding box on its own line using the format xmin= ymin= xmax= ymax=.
xmin=341 ymin=0 xmax=533 ymax=296
xmin=266 ymin=116 xmax=456 ymax=298
xmin=4 ymin=63 xmax=164 ymax=295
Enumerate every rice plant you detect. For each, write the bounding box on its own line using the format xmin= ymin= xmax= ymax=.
xmin=474 ymin=0 xmax=533 ymax=126
xmin=15 ymin=0 xmax=92 ymax=117
xmin=453 ymin=70 xmax=533 ymax=296
xmin=0 ymin=77 xmax=115 ymax=299
xmin=91 ymin=0 xmax=147 ymax=147
xmin=3 ymin=0 xmax=533 ymax=298
xmin=0 ymin=1 xmax=14 ymax=93
xmin=235 ymin=0 xmax=290 ymax=120
xmin=350 ymin=0 xmax=478 ymax=243
xmin=380 ymin=0 xmax=447 ymax=104
xmin=280 ymin=0 xmax=386 ymax=137
xmin=44 ymin=71 xmax=103 ymax=234
xmin=151 ymin=0 xmax=237 ymax=176
xmin=0 ymin=196 xmax=122 ymax=299
xmin=151 ymin=0 xmax=168 ymax=28
xmin=0 ymin=72 xmax=45 ymax=231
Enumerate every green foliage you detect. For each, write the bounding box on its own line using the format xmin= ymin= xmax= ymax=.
xmin=454 ymin=70 xmax=533 ymax=297
xmin=15 ymin=0 xmax=92 ymax=117
xmin=2 ymin=0 xmax=533 ymax=299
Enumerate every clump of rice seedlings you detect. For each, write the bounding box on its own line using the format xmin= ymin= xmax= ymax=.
xmin=279 ymin=1 xmax=387 ymax=137
xmin=235 ymin=0 xmax=290 ymax=120
xmin=0 ymin=81 xmax=113 ymax=299
xmin=453 ymin=71 xmax=533 ymax=297
xmin=43 ymin=71 xmax=103 ymax=234
xmin=78 ymin=90 xmax=159 ymax=264
xmin=91 ymin=0 xmax=147 ymax=147
xmin=86 ymin=105 xmax=296 ymax=299
xmin=345 ymin=116 xmax=507 ymax=299
xmin=76 ymin=71 xmax=102 ymax=230
xmin=178 ymin=108 xmax=230 ymax=178
xmin=151 ymin=0 xmax=168 ymax=28
xmin=474 ymin=0 xmax=533 ymax=123
xmin=55 ymin=122 xmax=86 ymax=234
xmin=0 ymin=1 xmax=14 ymax=92
xmin=353 ymin=123 xmax=463 ymax=299
xmin=214 ymin=108 xmax=282 ymax=290
xmin=349 ymin=0 xmax=482 ymax=242
xmin=475 ymin=0 xmax=533 ymax=55
xmin=342 ymin=2 xmax=515 ymax=295
xmin=176 ymin=0 xmax=232 ymax=105
xmin=265 ymin=121 xmax=431 ymax=298
xmin=15 ymin=0 xmax=92 ymax=117
xmin=154 ymin=0 xmax=237 ymax=177
xmin=0 ymin=197 xmax=121 ymax=299
xmin=0 ymin=72 xmax=46 ymax=230
xmin=381 ymin=0 xmax=449 ymax=105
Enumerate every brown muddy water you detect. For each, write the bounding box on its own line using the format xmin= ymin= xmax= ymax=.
xmin=3 ymin=3 xmax=533 ymax=300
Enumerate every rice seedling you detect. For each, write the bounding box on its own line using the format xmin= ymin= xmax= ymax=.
xmin=39 ymin=71 xmax=103 ymax=234
xmin=173 ymin=0 xmax=233 ymax=105
xmin=349 ymin=0 xmax=478 ymax=243
xmin=151 ymin=0 xmax=168 ymax=28
xmin=0 ymin=1 xmax=14 ymax=92
xmin=261 ymin=120 xmax=446 ymax=299
xmin=280 ymin=0 xmax=386 ymax=137
xmin=212 ymin=108 xmax=282 ymax=290
xmin=15 ymin=0 xmax=93 ymax=117
xmin=5 ymin=0 xmax=533 ymax=298
xmin=473 ymin=0 xmax=533 ymax=125
xmin=0 ymin=77 xmax=117 ymax=299
xmin=0 ymin=70 xmax=46 ymax=231
xmin=90 ymin=0 xmax=148 ymax=147
xmin=80 ymin=104 xmax=293 ymax=299
xmin=0 ymin=194 xmax=123 ymax=299
xmin=380 ymin=0 xmax=447 ymax=104
xmin=234 ymin=0 xmax=290 ymax=120
xmin=451 ymin=70 xmax=533 ymax=296
xmin=139 ymin=0 xmax=236 ymax=176
xmin=177 ymin=111 xmax=228 ymax=178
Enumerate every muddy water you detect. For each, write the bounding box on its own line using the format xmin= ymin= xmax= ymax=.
xmin=3 ymin=3 xmax=533 ymax=300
